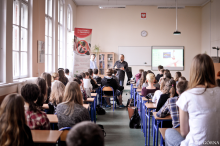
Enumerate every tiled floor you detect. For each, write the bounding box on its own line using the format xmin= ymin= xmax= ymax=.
xmin=96 ymin=90 xmax=158 ymax=146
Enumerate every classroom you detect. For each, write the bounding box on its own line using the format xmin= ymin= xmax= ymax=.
xmin=0 ymin=0 xmax=220 ymax=146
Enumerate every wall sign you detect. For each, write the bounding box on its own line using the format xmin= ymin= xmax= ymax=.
xmin=141 ymin=12 xmax=147 ymax=19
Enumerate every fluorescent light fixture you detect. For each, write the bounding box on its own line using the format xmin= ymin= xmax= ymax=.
xmin=99 ymin=5 xmax=126 ymax=9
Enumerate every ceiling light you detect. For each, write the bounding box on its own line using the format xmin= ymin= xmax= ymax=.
xmin=173 ymin=0 xmax=181 ymax=35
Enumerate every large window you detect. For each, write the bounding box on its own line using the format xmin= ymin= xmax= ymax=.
xmin=67 ymin=5 xmax=71 ymax=32
xmin=12 ymin=0 xmax=29 ymax=79
xmin=58 ymin=0 xmax=64 ymax=68
xmin=45 ymin=0 xmax=53 ymax=73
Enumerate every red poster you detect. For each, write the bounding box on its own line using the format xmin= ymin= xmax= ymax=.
xmin=141 ymin=12 xmax=147 ymax=19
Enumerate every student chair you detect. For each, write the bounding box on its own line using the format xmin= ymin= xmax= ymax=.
xmin=59 ymin=127 xmax=71 ymax=146
xmin=101 ymin=86 xmax=117 ymax=111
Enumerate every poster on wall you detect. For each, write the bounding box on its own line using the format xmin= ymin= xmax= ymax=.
xmin=141 ymin=12 xmax=147 ymax=19
xmin=73 ymin=28 xmax=92 ymax=75
xmin=38 ymin=41 xmax=45 ymax=63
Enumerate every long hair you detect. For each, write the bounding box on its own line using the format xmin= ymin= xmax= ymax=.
xmin=58 ymin=70 xmax=67 ymax=84
xmin=21 ymin=84 xmax=41 ymax=112
xmin=138 ymin=71 xmax=147 ymax=88
xmin=36 ymin=77 xmax=47 ymax=106
xmin=189 ymin=54 xmax=216 ymax=89
xmin=50 ymin=81 xmax=65 ymax=105
xmin=174 ymin=72 xmax=182 ymax=82
xmin=0 ymin=94 xmax=28 ymax=146
xmin=146 ymin=73 xmax=155 ymax=83
xmin=63 ymin=81 xmax=83 ymax=116
xmin=163 ymin=79 xmax=176 ymax=95
xmin=51 ymin=72 xmax=59 ymax=82
xmin=41 ymin=72 xmax=51 ymax=88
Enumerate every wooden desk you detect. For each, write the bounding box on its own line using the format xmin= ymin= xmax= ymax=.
xmin=159 ymin=128 xmax=180 ymax=140
xmin=133 ymin=86 xmax=137 ymax=89
xmin=137 ymin=89 xmax=142 ymax=92
xmin=142 ymin=97 xmax=152 ymax=102
xmin=42 ymin=104 xmax=49 ymax=109
xmin=83 ymin=104 xmax=89 ymax=109
xmin=47 ymin=114 xmax=58 ymax=123
xmin=86 ymin=98 xmax=94 ymax=102
xmin=91 ymin=93 xmax=97 ymax=97
xmin=32 ymin=130 xmax=63 ymax=143
xmin=145 ymin=102 xmax=157 ymax=109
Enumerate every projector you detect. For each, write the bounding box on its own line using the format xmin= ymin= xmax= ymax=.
xmin=211 ymin=47 xmax=220 ymax=63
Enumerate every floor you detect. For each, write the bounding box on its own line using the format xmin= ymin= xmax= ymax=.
xmin=96 ymin=90 xmax=157 ymax=146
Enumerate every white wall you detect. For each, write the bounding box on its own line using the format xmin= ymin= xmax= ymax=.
xmin=201 ymin=0 xmax=220 ymax=56
xmin=76 ymin=6 xmax=202 ymax=83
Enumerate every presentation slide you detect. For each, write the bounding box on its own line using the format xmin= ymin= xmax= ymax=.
xmin=152 ymin=47 xmax=184 ymax=71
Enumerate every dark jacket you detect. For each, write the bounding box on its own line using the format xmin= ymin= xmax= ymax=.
xmin=101 ymin=76 xmax=124 ymax=96
xmin=156 ymin=93 xmax=170 ymax=112
xmin=114 ymin=61 xmax=128 ymax=81
xmin=90 ymin=78 xmax=99 ymax=89
xmin=156 ymin=74 xmax=163 ymax=82
xmin=93 ymin=76 xmax=102 ymax=84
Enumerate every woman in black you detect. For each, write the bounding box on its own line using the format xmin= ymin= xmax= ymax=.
xmin=0 ymin=94 xmax=34 ymax=146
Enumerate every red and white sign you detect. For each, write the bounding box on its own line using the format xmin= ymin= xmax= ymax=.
xmin=141 ymin=12 xmax=147 ymax=19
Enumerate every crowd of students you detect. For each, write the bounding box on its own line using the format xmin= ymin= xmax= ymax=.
xmin=0 ymin=53 xmax=220 ymax=146
xmin=135 ymin=54 xmax=220 ymax=146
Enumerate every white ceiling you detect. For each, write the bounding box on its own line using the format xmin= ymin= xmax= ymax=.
xmin=73 ymin=0 xmax=210 ymax=6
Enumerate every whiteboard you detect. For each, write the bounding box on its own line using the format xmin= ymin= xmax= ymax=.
xmin=118 ymin=46 xmax=151 ymax=66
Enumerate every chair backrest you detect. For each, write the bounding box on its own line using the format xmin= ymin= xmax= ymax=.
xmin=60 ymin=130 xmax=69 ymax=141
xmin=59 ymin=127 xmax=71 ymax=141
xmin=102 ymin=86 xmax=113 ymax=91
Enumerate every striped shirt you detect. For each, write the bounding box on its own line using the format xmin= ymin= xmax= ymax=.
xmin=156 ymin=96 xmax=179 ymax=128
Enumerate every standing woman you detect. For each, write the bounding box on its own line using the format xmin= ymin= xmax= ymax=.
xmin=0 ymin=94 xmax=34 ymax=146
xmin=165 ymin=54 xmax=220 ymax=146
xmin=56 ymin=81 xmax=90 ymax=129
xmin=58 ymin=69 xmax=69 ymax=86
xmin=41 ymin=72 xmax=52 ymax=103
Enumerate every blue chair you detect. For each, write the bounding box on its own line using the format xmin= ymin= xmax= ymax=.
xmin=101 ymin=86 xmax=117 ymax=111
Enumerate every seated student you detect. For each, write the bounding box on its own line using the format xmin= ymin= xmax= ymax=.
xmin=174 ymin=71 xmax=182 ymax=83
xmin=179 ymin=76 xmax=186 ymax=82
xmin=155 ymin=65 xmax=164 ymax=82
xmin=66 ymin=121 xmax=104 ymax=146
xmin=0 ymin=94 xmax=34 ymax=146
xmin=21 ymin=84 xmax=50 ymax=130
xmin=48 ymin=80 xmax=65 ymax=114
xmin=51 ymin=72 xmax=59 ymax=87
xmin=112 ymin=69 xmax=120 ymax=86
xmin=73 ymin=77 xmax=88 ymax=101
xmin=36 ymin=77 xmax=47 ymax=107
xmin=65 ymin=68 xmax=73 ymax=82
xmin=152 ymin=80 xmax=166 ymax=105
xmin=135 ymin=69 xmax=144 ymax=82
xmin=156 ymin=79 xmax=176 ymax=112
xmin=159 ymin=72 xmax=172 ymax=85
xmin=142 ymin=73 xmax=160 ymax=89
xmin=141 ymin=73 xmax=159 ymax=97
xmin=101 ymin=69 xmax=125 ymax=108
xmin=41 ymin=72 xmax=51 ymax=103
xmin=56 ymin=81 xmax=90 ymax=129
xmin=81 ymin=72 xmax=93 ymax=98
xmin=58 ymin=69 xmax=69 ymax=86
xmin=93 ymin=69 xmax=102 ymax=84
xmin=88 ymin=69 xmax=99 ymax=90
xmin=156 ymin=80 xmax=188 ymax=128
xmin=137 ymin=71 xmax=147 ymax=88
xmin=165 ymin=54 xmax=220 ymax=146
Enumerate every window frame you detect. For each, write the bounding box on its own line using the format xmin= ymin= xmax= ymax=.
xmin=45 ymin=0 xmax=53 ymax=73
xmin=58 ymin=0 xmax=64 ymax=69
xmin=12 ymin=0 xmax=29 ymax=79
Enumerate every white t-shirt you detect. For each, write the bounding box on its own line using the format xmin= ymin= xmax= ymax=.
xmin=65 ymin=74 xmax=73 ymax=82
xmin=176 ymin=87 xmax=220 ymax=146
xmin=152 ymin=90 xmax=163 ymax=105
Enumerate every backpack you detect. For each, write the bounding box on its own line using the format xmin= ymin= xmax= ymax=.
xmin=129 ymin=108 xmax=141 ymax=129
xmin=96 ymin=105 xmax=106 ymax=115
xmin=126 ymin=98 xmax=134 ymax=107
xmin=146 ymin=93 xmax=154 ymax=103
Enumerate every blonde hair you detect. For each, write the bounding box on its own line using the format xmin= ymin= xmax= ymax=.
xmin=63 ymin=81 xmax=83 ymax=115
xmin=50 ymin=81 xmax=65 ymax=105
xmin=51 ymin=72 xmax=59 ymax=82
xmin=189 ymin=54 xmax=216 ymax=89
xmin=146 ymin=73 xmax=155 ymax=83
